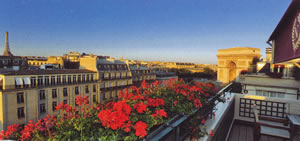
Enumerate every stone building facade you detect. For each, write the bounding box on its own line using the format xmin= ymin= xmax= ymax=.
xmin=217 ymin=47 xmax=261 ymax=83
xmin=0 ymin=69 xmax=99 ymax=130
xmin=79 ymin=54 xmax=133 ymax=102
xmin=27 ymin=56 xmax=64 ymax=69
xmin=129 ymin=64 xmax=156 ymax=86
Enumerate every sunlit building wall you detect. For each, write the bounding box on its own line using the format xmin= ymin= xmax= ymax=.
xmin=0 ymin=70 xmax=99 ymax=130
xmin=80 ymin=55 xmax=133 ymax=102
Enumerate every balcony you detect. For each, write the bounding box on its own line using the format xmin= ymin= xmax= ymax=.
xmin=3 ymin=77 xmax=300 ymax=140
xmin=5 ymin=79 xmax=99 ymax=91
xmin=225 ymin=93 xmax=300 ymax=141
xmin=145 ymin=83 xmax=300 ymax=141
xmin=102 ymin=76 xmax=132 ymax=81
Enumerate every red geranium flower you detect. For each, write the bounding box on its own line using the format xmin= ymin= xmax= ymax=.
xmin=56 ymin=102 xmax=65 ymax=110
xmin=209 ymin=130 xmax=214 ymax=136
xmin=98 ymin=101 xmax=131 ymax=130
xmin=135 ymin=121 xmax=148 ymax=138
xmin=152 ymin=80 xmax=161 ymax=87
xmin=193 ymin=99 xmax=202 ymax=108
xmin=21 ymin=120 xmax=36 ymax=140
xmin=147 ymin=98 xmax=165 ymax=107
xmin=152 ymin=109 xmax=168 ymax=119
xmin=157 ymin=109 xmax=167 ymax=118
xmin=201 ymin=119 xmax=205 ymax=124
xmin=0 ymin=131 xmax=4 ymax=140
xmin=141 ymin=80 xmax=150 ymax=89
xmin=113 ymin=101 xmax=131 ymax=115
xmin=134 ymin=102 xmax=148 ymax=114
xmin=156 ymin=98 xmax=165 ymax=106
xmin=173 ymin=100 xmax=178 ymax=106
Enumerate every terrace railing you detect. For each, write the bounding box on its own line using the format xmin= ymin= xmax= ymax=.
xmin=145 ymin=83 xmax=234 ymax=141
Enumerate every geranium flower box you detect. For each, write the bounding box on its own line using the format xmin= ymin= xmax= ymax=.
xmin=0 ymin=79 xmax=219 ymax=141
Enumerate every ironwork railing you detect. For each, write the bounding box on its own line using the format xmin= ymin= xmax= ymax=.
xmin=239 ymin=98 xmax=286 ymax=118
xmin=210 ymin=93 xmax=235 ymax=141
xmin=145 ymin=83 xmax=233 ymax=141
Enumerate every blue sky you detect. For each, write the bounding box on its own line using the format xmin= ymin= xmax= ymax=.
xmin=0 ymin=0 xmax=291 ymax=64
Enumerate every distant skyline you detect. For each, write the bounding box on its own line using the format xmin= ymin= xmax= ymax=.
xmin=0 ymin=0 xmax=291 ymax=64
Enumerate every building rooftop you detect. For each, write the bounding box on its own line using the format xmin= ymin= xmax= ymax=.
xmin=129 ymin=65 xmax=149 ymax=70
xmin=97 ymin=58 xmax=126 ymax=64
xmin=217 ymin=47 xmax=261 ymax=56
xmin=0 ymin=69 xmax=96 ymax=76
xmin=0 ymin=56 xmax=25 ymax=59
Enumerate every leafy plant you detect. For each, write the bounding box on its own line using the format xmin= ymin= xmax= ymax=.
xmin=231 ymin=82 xmax=242 ymax=93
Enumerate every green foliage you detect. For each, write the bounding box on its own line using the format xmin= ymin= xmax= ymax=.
xmin=169 ymin=68 xmax=217 ymax=80
xmin=231 ymin=82 xmax=242 ymax=93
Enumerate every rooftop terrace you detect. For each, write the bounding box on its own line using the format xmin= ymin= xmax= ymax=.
xmin=146 ymin=83 xmax=300 ymax=141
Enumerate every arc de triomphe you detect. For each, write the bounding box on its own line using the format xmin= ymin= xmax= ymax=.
xmin=217 ymin=47 xmax=261 ymax=83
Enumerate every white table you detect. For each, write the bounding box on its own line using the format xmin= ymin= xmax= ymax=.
xmin=287 ymin=114 xmax=300 ymax=139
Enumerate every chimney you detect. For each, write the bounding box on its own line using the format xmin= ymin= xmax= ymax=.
xmin=3 ymin=32 xmax=13 ymax=56
xmin=266 ymin=47 xmax=272 ymax=63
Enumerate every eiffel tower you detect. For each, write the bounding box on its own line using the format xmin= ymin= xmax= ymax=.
xmin=3 ymin=32 xmax=13 ymax=56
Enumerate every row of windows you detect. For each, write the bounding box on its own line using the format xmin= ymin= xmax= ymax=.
xmin=18 ymin=100 xmax=67 ymax=118
xmin=28 ymin=61 xmax=47 ymax=66
xmin=97 ymin=64 xmax=129 ymax=71
xmin=16 ymin=85 xmax=97 ymax=103
xmin=15 ymin=74 xmax=95 ymax=88
xmin=32 ymin=74 xmax=94 ymax=86
xmin=256 ymin=90 xmax=285 ymax=98
xmin=18 ymin=95 xmax=98 ymax=119
xmin=101 ymin=91 xmax=120 ymax=101
xmin=101 ymin=81 xmax=131 ymax=88
xmin=133 ymin=76 xmax=156 ymax=81
xmin=1 ymin=59 xmax=24 ymax=65
xmin=132 ymin=70 xmax=152 ymax=74
xmin=100 ymin=73 xmax=131 ymax=80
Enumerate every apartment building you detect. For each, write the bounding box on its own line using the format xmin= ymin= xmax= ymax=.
xmin=0 ymin=69 xmax=100 ymax=130
xmin=80 ymin=54 xmax=133 ymax=102
xmin=0 ymin=56 xmax=28 ymax=71
xmin=129 ymin=64 xmax=156 ymax=86
xmin=27 ymin=56 xmax=64 ymax=69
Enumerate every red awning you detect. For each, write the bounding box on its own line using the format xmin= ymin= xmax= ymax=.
xmin=267 ymin=0 xmax=300 ymax=63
